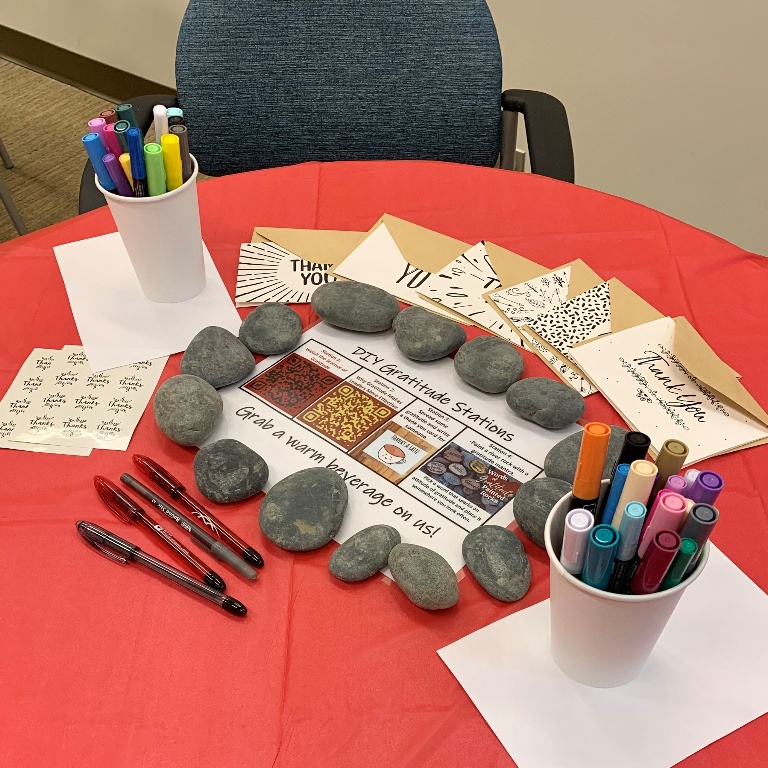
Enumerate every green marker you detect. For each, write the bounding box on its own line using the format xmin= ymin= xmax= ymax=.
xmin=143 ymin=142 xmax=166 ymax=196
xmin=114 ymin=120 xmax=131 ymax=153
xmin=116 ymin=103 xmax=139 ymax=129
xmin=166 ymin=107 xmax=184 ymax=119
xmin=660 ymin=538 xmax=698 ymax=590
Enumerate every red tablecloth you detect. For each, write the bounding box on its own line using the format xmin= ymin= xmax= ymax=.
xmin=2 ymin=161 xmax=767 ymax=768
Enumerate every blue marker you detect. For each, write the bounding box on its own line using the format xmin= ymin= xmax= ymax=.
xmin=126 ymin=128 xmax=148 ymax=197
xmin=82 ymin=133 xmax=116 ymax=192
xmin=607 ymin=501 xmax=647 ymax=593
xmin=581 ymin=525 xmax=619 ymax=591
xmin=600 ymin=463 xmax=630 ymax=524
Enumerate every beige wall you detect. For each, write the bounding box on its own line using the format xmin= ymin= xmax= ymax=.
xmin=2 ymin=1 xmax=766 ymax=254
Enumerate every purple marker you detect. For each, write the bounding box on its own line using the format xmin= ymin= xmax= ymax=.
xmin=664 ymin=475 xmax=688 ymax=495
xmin=688 ymin=471 xmax=723 ymax=506
xmin=682 ymin=469 xmax=700 ymax=496
xmin=88 ymin=117 xmax=108 ymax=150
xmin=103 ymin=153 xmax=134 ymax=197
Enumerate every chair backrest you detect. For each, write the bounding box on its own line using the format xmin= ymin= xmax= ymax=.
xmin=176 ymin=0 xmax=502 ymax=176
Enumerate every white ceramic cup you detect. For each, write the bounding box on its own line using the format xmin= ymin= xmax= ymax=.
xmin=544 ymin=481 xmax=709 ymax=688
xmin=95 ymin=155 xmax=205 ymax=303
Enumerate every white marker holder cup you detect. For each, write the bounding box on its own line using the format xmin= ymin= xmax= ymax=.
xmin=544 ymin=480 xmax=709 ymax=688
xmin=95 ymin=155 xmax=205 ymax=303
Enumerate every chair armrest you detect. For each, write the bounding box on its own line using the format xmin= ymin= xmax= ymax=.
xmin=78 ymin=94 xmax=179 ymax=214
xmin=501 ymin=89 xmax=575 ymax=183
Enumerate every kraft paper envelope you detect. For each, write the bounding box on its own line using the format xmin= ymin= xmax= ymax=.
xmin=672 ymin=316 xmax=766 ymax=427
xmin=251 ymin=226 xmax=366 ymax=266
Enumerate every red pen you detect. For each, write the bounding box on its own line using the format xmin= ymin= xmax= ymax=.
xmin=132 ymin=455 xmax=264 ymax=568
xmin=629 ymin=530 xmax=681 ymax=595
xmin=94 ymin=476 xmax=227 ymax=591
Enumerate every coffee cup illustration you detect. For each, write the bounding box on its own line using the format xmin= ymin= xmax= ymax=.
xmin=378 ymin=443 xmax=406 ymax=465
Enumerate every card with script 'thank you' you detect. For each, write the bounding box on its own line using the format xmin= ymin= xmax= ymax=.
xmin=570 ymin=317 xmax=768 ymax=464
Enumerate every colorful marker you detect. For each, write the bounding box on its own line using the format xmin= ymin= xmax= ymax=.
xmin=161 ymin=133 xmax=183 ymax=191
xmin=664 ymin=475 xmax=687 ymax=495
xmin=114 ymin=120 xmax=131 ymax=153
xmin=648 ymin=439 xmax=688 ymax=505
xmin=169 ymin=124 xmax=192 ymax=182
xmin=683 ymin=469 xmax=700 ymax=496
xmin=560 ymin=508 xmax=594 ymax=576
xmin=581 ymin=525 xmax=619 ymax=591
xmin=167 ymin=115 xmax=186 ymax=128
xmin=118 ymin=153 xmax=133 ymax=188
xmin=82 ymin=133 xmax=116 ymax=192
xmin=600 ymin=463 xmax=629 ymax=525
xmin=102 ymin=123 xmax=123 ymax=158
xmin=166 ymin=107 xmax=184 ymax=119
xmin=103 ymin=153 xmax=134 ymax=197
xmin=679 ymin=503 xmax=718 ymax=576
xmin=568 ymin=422 xmax=611 ymax=514
xmin=594 ymin=431 xmax=650 ymax=521
xmin=88 ymin=117 xmax=108 ymax=150
xmin=153 ymin=104 xmax=169 ymax=139
xmin=116 ymin=103 xmax=138 ymax=129
xmin=637 ymin=491 xmax=687 ymax=558
xmin=99 ymin=108 xmax=118 ymax=124
xmin=126 ymin=127 xmax=148 ymax=197
xmin=144 ymin=142 xmax=167 ymax=196
xmin=610 ymin=459 xmax=658 ymax=529
xmin=660 ymin=538 xmax=698 ymax=590
xmin=607 ymin=501 xmax=646 ymax=593
xmin=687 ymin=471 xmax=724 ymax=506
xmin=630 ymin=530 xmax=681 ymax=595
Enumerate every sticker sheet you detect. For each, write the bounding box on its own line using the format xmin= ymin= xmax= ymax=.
xmin=235 ymin=241 xmax=338 ymax=306
xmin=0 ymin=346 xmax=166 ymax=453
xmin=417 ymin=242 xmax=522 ymax=343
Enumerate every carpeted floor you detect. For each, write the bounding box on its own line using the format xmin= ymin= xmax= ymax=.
xmin=0 ymin=58 xmax=114 ymax=243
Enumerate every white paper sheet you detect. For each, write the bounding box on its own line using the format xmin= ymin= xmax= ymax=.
xmin=570 ymin=317 xmax=768 ymax=464
xmin=205 ymin=323 xmax=578 ymax=572
xmin=54 ymin=233 xmax=241 ymax=372
xmin=439 ymin=545 xmax=768 ymax=768
xmin=235 ymin=241 xmax=337 ymax=306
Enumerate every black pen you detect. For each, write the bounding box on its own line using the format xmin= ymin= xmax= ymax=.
xmin=77 ymin=521 xmax=247 ymax=616
xmin=120 ymin=474 xmax=257 ymax=581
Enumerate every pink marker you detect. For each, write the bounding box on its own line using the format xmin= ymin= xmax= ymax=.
xmin=103 ymin=123 xmax=123 ymax=158
xmin=637 ymin=491 xmax=687 ymax=558
xmin=88 ymin=117 xmax=108 ymax=150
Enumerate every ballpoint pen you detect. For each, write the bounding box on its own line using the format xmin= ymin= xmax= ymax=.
xmin=120 ymin=473 xmax=258 ymax=581
xmin=94 ymin=476 xmax=226 ymax=591
xmin=133 ymin=454 xmax=264 ymax=568
xmin=76 ymin=521 xmax=247 ymax=616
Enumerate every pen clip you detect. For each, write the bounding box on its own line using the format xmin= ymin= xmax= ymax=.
xmin=82 ymin=535 xmax=128 ymax=564
xmin=133 ymin=454 xmax=184 ymax=497
xmin=94 ymin=476 xmax=142 ymax=524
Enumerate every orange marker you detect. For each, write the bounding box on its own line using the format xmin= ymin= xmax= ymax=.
xmin=568 ymin=422 xmax=611 ymax=514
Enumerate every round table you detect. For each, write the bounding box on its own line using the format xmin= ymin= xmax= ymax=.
xmin=2 ymin=160 xmax=767 ymax=768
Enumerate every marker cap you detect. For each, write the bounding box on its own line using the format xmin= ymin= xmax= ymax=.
xmin=630 ymin=530 xmax=681 ymax=595
xmin=82 ymin=133 xmax=115 ymax=191
xmin=114 ymin=120 xmax=131 ymax=153
xmin=599 ymin=462 xmax=630 ymax=524
xmin=683 ymin=469 xmax=700 ymax=496
xmin=126 ymin=127 xmax=147 ymax=180
xmin=144 ymin=142 xmax=167 ymax=196
xmin=103 ymin=153 xmax=134 ymax=197
xmin=660 ymin=538 xmax=698 ymax=590
xmin=572 ymin=423 xmax=611 ymax=503
xmin=679 ymin=503 xmax=718 ymax=576
xmin=153 ymin=104 xmax=169 ymax=139
xmin=617 ymin=431 xmax=652 ymax=464
xmin=560 ymin=508 xmax=594 ymax=576
xmin=99 ymin=108 xmax=118 ymax=124
xmin=687 ymin=471 xmax=724 ymax=506
xmin=615 ymin=500 xmax=646 ymax=560
xmin=102 ymin=123 xmax=123 ymax=158
xmin=664 ymin=475 xmax=687 ymax=494
xmin=611 ymin=459 xmax=658 ymax=529
xmin=88 ymin=117 xmax=107 ymax=149
xmin=116 ymin=103 xmax=139 ymax=129
xmin=581 ymin=525 xmax=619 ymax=590
xmin=118 ymin=153 xmax=133 ymax=187
xmin=166 ymin=107 xmax=184 ymax=118
xmin=637 ymin=491 xmax=687 ymax=558
xmin=161 ymin=133 xmax=183 ymax=191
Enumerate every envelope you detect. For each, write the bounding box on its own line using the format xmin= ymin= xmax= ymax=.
xmin=672 ymin=316 xmax=767 ymax=427
xmin=251 ymin=226 xmax=366 ymax=267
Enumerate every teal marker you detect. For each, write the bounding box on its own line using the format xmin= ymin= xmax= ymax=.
xmin=116 ymin=103 xmax=139 ymax=129
xmin=581 ymin=524 xmax=619 ymax=591
xmin=166 ymin=107 xmax=184 ymax=118
xmin=660 ymin=538 xmax=698 ymax=589
xmin=114 ymin=120 xmax=131 ymax=153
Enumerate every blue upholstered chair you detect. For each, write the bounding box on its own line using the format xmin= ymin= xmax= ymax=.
xmin=80 ymin=0 xmax=574 ymax=212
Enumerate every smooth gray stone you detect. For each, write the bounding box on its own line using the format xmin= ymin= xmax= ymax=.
xmin=180 ymin=326 xmax=255 ymax=389
xmin=454 ymin=336 xmax=524 ymax=393
xmin=388 ymin=543 xmax=459 ymax=610
xmin=259 ymin=467 xmax=348 ymax=551
xmin=392 ymin=306 xmax=466 ymax=361
xmin=544 ymin=425 xmax=629 ymax=484
xmin=505 ymin=377 xmax=585 ymax=430
xmin=239 ymin=304 xmax=303 ymax=355
xmin=329 ymin=524 xmax=401 ymax=582
xmin=311 ymin=281 xmax=400 ymax=332
xmin=153 ymin=374 xmax=223 ymax=447
xmin=513 ymin=477 xmax=573 ymax=549
xmin=193 ymin=438 xmax=269 ymax=503
xmin=462 ymin=525 xmax=531 ymax=602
